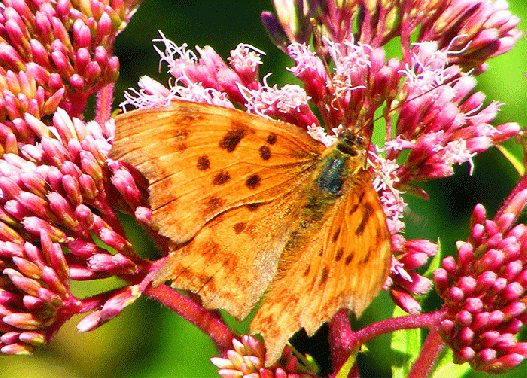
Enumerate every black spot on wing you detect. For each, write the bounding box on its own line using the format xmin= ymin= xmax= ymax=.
xmin=175 ymin=143 xmax=187 ymax=151
xmin=319 ymin=266 xmax=329 ymax=285
xmin=197 ymin=155 xmax=211 ymax=171
xmin=165 ymin=128 xmax=189 ymax=152
xmin=233 ymin=222 xmax=246 ymax=234
xmin=355 ymin=202 xmax=374 ymax=236
xmin=335 ymin=247 xmax=344 ymax=262
xmin=259 ymin=145 xmax=271 ymax=161
xmin=171 ymin=128 xmax=189 ymax=140
xmin=219 ymin=128 xmax=248 ymax=152
xmin=213 ymin=170 xmax=231 ymax=185
xmin=332 ymin=227 xmax=341 ymax=243
xmin=204 ymin=196 xmax=224 ymax=214
xmin=359 ymin=247 xmax=373 ymax=266
xmin=245 ymin=174 xmax=261 ymax=189
xmin=266 ymin=133 xmax=277 ymax=145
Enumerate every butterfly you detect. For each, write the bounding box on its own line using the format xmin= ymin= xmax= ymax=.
xmin=109 ymin=100 xmax=392 ymax=364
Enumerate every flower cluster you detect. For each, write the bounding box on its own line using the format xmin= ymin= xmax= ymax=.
xmin=0 ymin=106 xmax=153 ymax=353
xmin=262 ymin=0 xmax=521 ymax=72
xmin=211 ymin=336 xmax=313 ymax=378
xmin=435 ymin=186 xmax=527 ymax=373
xmin=0 ymin=0 xmax=525 ymax=376
xmin=0 ymin=0 xmax=149 ymax=354
xmin=0 ymin=0 xmax=131 ymax=122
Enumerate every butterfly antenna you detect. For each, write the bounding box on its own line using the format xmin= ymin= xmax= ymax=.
xmin=309 ymin=18 xmax=350 ymax=135
xmin=310 ymin=18 xmax=329 ymax=71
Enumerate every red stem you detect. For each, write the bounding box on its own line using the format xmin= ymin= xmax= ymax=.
xmin=95 ymin=83 xmax=115 ymax=125
xmin=353 ymin=310 xmax=445 ymax=346
xmin=407 ymin=329 xmax=445 ymax=378
xmin=495 ymin=172 xmax=527 ymax=220
xmin=329 ymin=309 xmax=354 ymax=372
xmin=329 ymin=309 xmax=446 ymax=376
xmin=145 ymin=284 xmax=236 ymax=354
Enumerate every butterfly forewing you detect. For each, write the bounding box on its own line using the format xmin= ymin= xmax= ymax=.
xmin=111 ymin=101 xmax=325 ymax=243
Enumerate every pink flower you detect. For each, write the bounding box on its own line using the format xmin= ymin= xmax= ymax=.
xmin=0 ymin=0 xmax=525 ymax=376
xmin=211 ymin=335 xmax=314 ymax=378
xmin=435 ymin=187 xmax=527 ymax=373
xmin=0 ymin=0 xmax=129 ymax=119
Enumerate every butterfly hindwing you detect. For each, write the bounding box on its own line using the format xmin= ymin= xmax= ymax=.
xmin=111 ymin=101 xmax=325 ymax=243
xmin=250 ymin=170 xmax=391 ymax=363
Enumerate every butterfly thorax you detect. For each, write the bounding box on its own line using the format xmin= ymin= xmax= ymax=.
xmin=277 ymin=131 xmax=372 ymax=273
xmin=316 ymin=131 xmax=369 ymax=195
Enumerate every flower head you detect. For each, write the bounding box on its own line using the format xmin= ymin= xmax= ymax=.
xmin=211 ymin=335 xmax=314 ymax=378
xmin=0 ymin=0 xmax=133 ymax=121
xmin=0 ymin=104 xmax=153 ymax=353
xmin=263 ymin=0 xmax=522 ymax=72
xmin=0 ymin=0 xmax=148 ymax=354
xmin=434 ymin=186 xmax=527 ymax=373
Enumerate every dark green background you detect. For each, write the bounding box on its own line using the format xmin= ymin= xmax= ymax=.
xmin=3 ymin=1 xmax=527 ymax=377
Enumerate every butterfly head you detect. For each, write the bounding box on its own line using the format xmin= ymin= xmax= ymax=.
xmin=334 ymin=129 xmax=370 ymax=168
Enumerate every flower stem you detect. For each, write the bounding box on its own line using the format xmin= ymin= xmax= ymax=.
xmin=329 ymin=309 xmax=355 ymax=372
xmin=407 ymin=329 xmax=445 ymax=378
xmin=145 ymin=284 xmax=236 ymax=353
xmin=354 ymin=310 xmax=444 ymax=346
xmin=96 ymin=82 xmax=115 ymax=125
xmin=329 ymin=309 xmax=445 ymax=376
xmin=495 ymin=172 xmax=527 ymax=220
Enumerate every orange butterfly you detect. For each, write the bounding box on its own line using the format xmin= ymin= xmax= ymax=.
xmin=110 ymin=100 xmax=391 ymax=364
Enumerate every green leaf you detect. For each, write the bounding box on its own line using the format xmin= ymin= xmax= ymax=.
xmin=429 ymin=347 xmax=471 ymax=378
xmin=423 ymin=238 xmax=442 ymax=279
xmin=335 ymin=349 xmax=359 ymax=378
xmin=496 ymin=144 xmax=524 ymax=176
xmin=391 ymin=307 xmax=423 ymax=378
